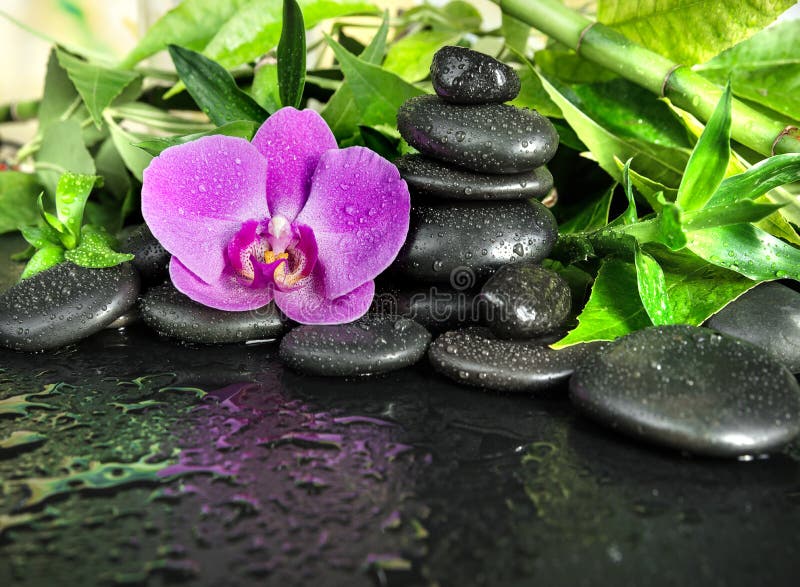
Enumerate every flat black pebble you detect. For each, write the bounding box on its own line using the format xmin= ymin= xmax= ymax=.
xmin=480 ymin=262 xmax=571 ymax=339
xmin=279 ymin=315 xmax=431 ymax=376
xmin=706 ymin=282 xmax=800 ymax=373
xmin=0 ymin=262 xmax=140 ymax=352
xmin=140 ymin=283 xmax=287 ymax=344
xmin=391 ymin=200 xmax=557 ymax=284
xmin=397 ymin=95 xmax=559 ymax=174
xmin=570 ymin=325 xmax=800 ymax=457
xmin=373 ymin=284 xmax=481 ymax=332
xmin=395 ymin=155 xmax=552 ymax=201
xmin=428 ymin=327 xmax=604 ymax=392
xmin=431 ymin=45 xmax=521 ymax=104
xmin=119 ymin=224 xmax=169 ymax=287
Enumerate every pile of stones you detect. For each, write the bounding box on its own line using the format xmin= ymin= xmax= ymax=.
xmin=1 ymin=46 xmax=800 ymax=458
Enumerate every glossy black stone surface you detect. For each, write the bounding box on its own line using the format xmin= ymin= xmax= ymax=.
xmin=570 ymin=325 xmax=800 ymax=457
xmin=397 ymin=95 xmax=559 ymax=174
xmin=279 ymin=315 xmax=431 ymax=376
xmin=706 ymin=282 xmax=800 ymax=373
xmin=119 ymin=224 xmax=169 ymax=288
xmin=431 ymin=45 xmax=521 ymax=104
xmin=429 ymin=327 xmax=604 ymax=392
xmin=479 ymin=262 xmax=571 ymax=339
xmin=0 ymin=261 xmax=140 ymax=352
xmin=396 ymin=154 xmax=553 ymax=201
xmin=391 ymin=200 xmax=557 ymax=284
xmin=140 ymin=282 xmax=287 ymax=344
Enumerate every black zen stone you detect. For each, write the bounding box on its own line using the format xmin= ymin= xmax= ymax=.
xmin=706 ymin=282 xmax=800 ymax=373
xmin=119 ymin=224 xmax=170 ymax=287
xmin=279 ymin=315 xmax=431 ymax=376
xmin=373 ymin=284 xmax=482 ymax=332
xmin=0 ymin=262 xmax=140 ymax=351
xmin=428 ymin=327 xmax=604 ymax=392
xmin=391 ymin=200 xmax=557 ymax=284
xmin=480 ymin=262 xmax=571 ymax=339
xmin=431 ymin=45 xmax=521 ymax=104
xmin=395 ymin=155 xmax=552 ymax=201
xmin=569 ymin=325 xmax=800 ymax=457
xmin=397 ymin=95 xmax=559 ymax=174
xmin=140 ymin=282 xmax=287 ymax=344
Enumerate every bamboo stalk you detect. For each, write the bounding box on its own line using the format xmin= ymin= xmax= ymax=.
xmin=495 ymin=0 xmax=800 ymax=157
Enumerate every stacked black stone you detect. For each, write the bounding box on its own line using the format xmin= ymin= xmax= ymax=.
xmin=388 ymin=46 xmax=560 ymax=330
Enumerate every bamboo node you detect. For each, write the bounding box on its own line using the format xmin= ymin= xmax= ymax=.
xmin=772 ymin=126 xmax=800 ymax=156
xmin=660 ymin=65 xmax=683 ymax=97
xmin=576 ymin=22 xmax=597 ymax=54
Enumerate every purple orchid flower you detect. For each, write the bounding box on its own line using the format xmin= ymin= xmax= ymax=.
xmin=141 ymin=107 xmax=410 ymax=324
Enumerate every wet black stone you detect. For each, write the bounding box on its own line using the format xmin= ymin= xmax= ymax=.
xmin=279 ymin=315 xmax=431 ymax=376
xmin=428 ymin=327 xmax=604 ymax=392
xmin=570 ymin=325 xmax=800 ymax=457
xmin=140 ymin=282 xmax=287 ymax=344
xmin=705 ymin=282 xmax=800 ymax=373
xmin=119 ymin=224 xmax=169 ymax=287
xmin=373 ymin=284 xmax=481 ymax=332
xmin=480 ymin=262 xmax=571 ymax=339
xmin=397 ymin=95 xmax=559 ymax=174
xmin=395 ymin=155 xmax=552 ymax=201
xmin=391 ymin=200 xmax=557 ymax=284
xmin=431 ymin=45 xmax=521 ymax=104
xmin=0 ymin=262 xmax=140 ymax=351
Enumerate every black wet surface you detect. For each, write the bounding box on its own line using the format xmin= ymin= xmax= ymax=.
xmin=1 ymin=235 xmax=800 ymax=586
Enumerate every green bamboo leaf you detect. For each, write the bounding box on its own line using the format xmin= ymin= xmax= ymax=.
xmin=168 ymin=45 xmax=269 ymax=126
xmin=676 ymin=84 xmax=732 ymax=212
xmin=695 ymin=19 xmax=800 ymax=121
xmin=560 ymin=183 xmax=616 ymax=234
xmin=501 ymin=13 xmax=530 ymax=56
xmin=201 ymin=0 xmax=379 ymax=72
xmin=320 ymin=10 xmax=389 ymax=138
xmin=105 ymin=116 xmax=153 ymax=182
xmin=134 ymin=121 xmax=259 ymax=157
xmin=683 ymin=200 xmax=785 ymax=231
xmin=536 ymin=71 xmax=687 ymax=189
xmin=63 ymin=226 xmax=134 ymax=269
xmin=508 ymin=50 xmax=564 ymax=119
xmin=252 ymin=61 xmax=281 ymax=114
xmin=277 ymin=0 xmax=306 ymax=108
xmin=598 ymin=0 xmax=795 ymax=65
xmin=0 ymin=172 xmax=42 ymax=234
xmin=383 ymin=30 xmax=460 ymax=83
xmin=688 ymin=223 xmax=800 ymax=281
xmin=535 ymin=46 xmax=618 ymax=85
xmin=657 ymin=198 xmax=687 ymax=250
xmin=55 ymin=49 xmax=140 ymax=128
xmin=20 ymin=224 xmax=62 ymax=249
xmin=619 ymin=159 xmax=637 ymax=224
xmin=34 ymin=119 xmax=96 ymax=197
xmin=707 ymin=153 xmax=800 ymax=207
xmin=55 ymin=173 xmax=97 ymax=249
xmin=325 ymin=34 xmax=425 ymax=129
xmin=554 ymin=250 xmax=754 ymax=347
xmin=634 ymin=242 xmax=674 ymax=325
xmin=37 ymin=49 xmax=81 ymax=133
xmin=20 ymin=246 xmax=64 ymax=280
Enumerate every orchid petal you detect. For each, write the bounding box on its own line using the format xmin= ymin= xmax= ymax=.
xmin=170 ymin=257 xmax=274 ymax=311
xmin=274 ymin=272 xmax=374 ymax=325
xmin=296 ymin=147 xmax=410 ymax=299
xmin=251 ymin=107 xmax=337 ymax=221
xmin=142 ymin=135 xmax=267 ymax=284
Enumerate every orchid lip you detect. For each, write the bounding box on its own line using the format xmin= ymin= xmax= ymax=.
xmin=226 ymin=218 xmax=318 ymax=292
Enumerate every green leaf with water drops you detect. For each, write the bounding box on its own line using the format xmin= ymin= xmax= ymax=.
xmin=55 ymin=48 xmax=140 ymax=128
xmin=325 ymin=34 xmax=425 ymax=129
xmin=675 ymin=83 xmax=732 ymax=212
xmin=168 ymin=44 xmax=269 ymax=126
xmin=634 ymin=242 xmax=674 ymax=325
xmin=20 ymin=224 xmax=61 ymax=250
xmin=706 ymin=153 xmax=800 ymax=208
xmin=554 ymin=249 xmax=755 ymax=347
xmin=63 ymin=225 xmax=134 ymax=269
xmin=683 ymin=199 xmax=784 ymax=231
xmin=277 ymin=0 xmax=306 ymax=108
xmin=134 ymin=121 xmax=259 ymax=156
xmin=20 ymin=246 xmax=64 ymax=280
xmin=688 ymin=223 xmax=800 ymax=281
xmin=55 ymin=173 xmax=97 ymax=249
xmin=383 ymin=30 xmax=460 ymax=83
